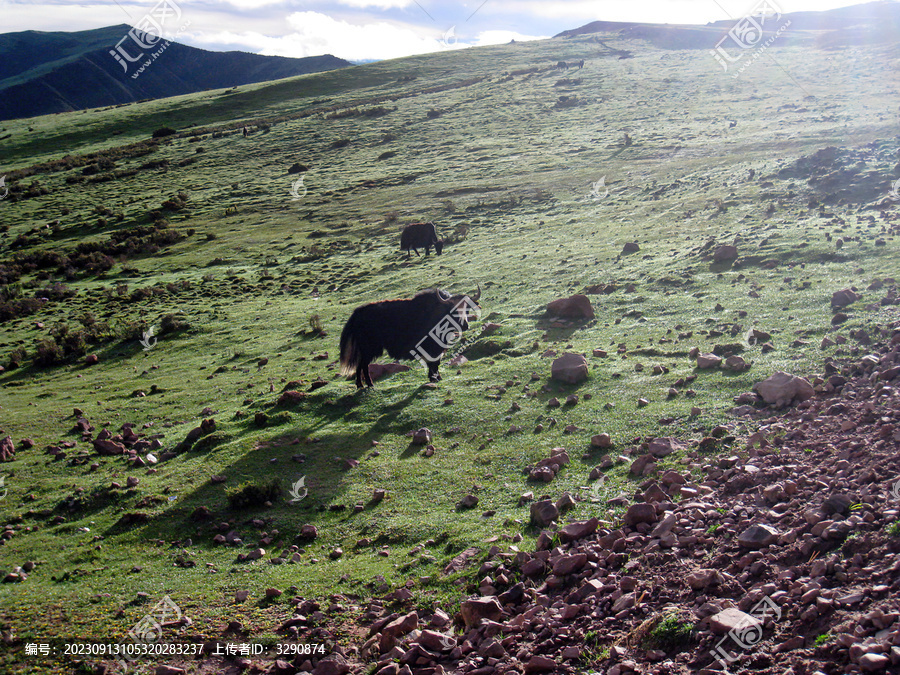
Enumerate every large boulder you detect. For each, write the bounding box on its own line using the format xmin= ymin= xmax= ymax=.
xmin=753 ymin=371 xmax=814 ymax=407
xmin=551 ymin=353 xmax=588 ymax=384
xmin=546 ymin=294 xmax=595 ymax=320
xmin=696 ymin=353 xmax=722 ymax=369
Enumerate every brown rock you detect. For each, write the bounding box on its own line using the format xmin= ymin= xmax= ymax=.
xmin=859 ymin=654 xmax=890 ymax=672
xmin=723 ymin=355 xmax=750 ymax=372
xmin=93 ymin=439 xmax=126 ymax=456
xmin=831 ymin=288 xmax=860 ymax=309
xmin=551 ymin=553 xmax=587 ymax=575
xmin=0 ymin=436 xmax=15 ymax=462
xmin=366 ymin=362 xmax=412 ymax=382
xmin=696 ymin=353 xmax=722 ymax=369
xmin=417 ymin=629 xmax=456 ymax=652
xmin=624 ymin=503 xmax=657 ymax=526
xmin=591 ymin=433 xmax=612 ymax=448
xmin=457 ymin=494 xmax=478 ymax=509
xmin=551 ymin=353 xmax=589 ymax=384
xmin=155 ymin=667 xmax=186 ymax=675
xmin=630 ymin=454 xmax=657 ymax=476
xmin=461 ymin=597 xmax=502 ymax=628
xmin=713 ymin=245 xmax=738 ymax=262
xmin=686 ymin=569 xmax=721 ymax=590
xmin=546 ymin=294 xmax=595 ymax=319
xmin=753 ymin=371 xmax=814 ymax=406
xmin=648 ymin=437 xmax=683 ymax=457
xmin=737 ymin=523 xmax=779 ymax=548
xmin=411 ymin=428 xmax=432 ymax=445
xmin=312 ymin=654 xmax=351 ymax=675
xmin=530 ymin=499 xmax=558 ymax=527
xmin=383 ymin=611 xmax=419 ymax=638
xmin=524 ymin=655 xmax=558 ymax=673
xmin=709 ymin=608 xmax=761 ymax=635
xmin=558 ymin=518 xmax=599 ymax=544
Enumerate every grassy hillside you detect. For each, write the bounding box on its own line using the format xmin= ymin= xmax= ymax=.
xmin=0 ymin=31 xmax=898 ymax=673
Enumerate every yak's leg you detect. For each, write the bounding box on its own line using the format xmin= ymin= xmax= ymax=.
xmin=427 ymin=360 xmax=442 ymax=382
xmin=355 ymin=366 xmax=365 ymax=389
xmin=424 ymin=246 xmax=431 ymax=256
xmin=363 ymin=361 xmax=375 ymax=387
xmin=414 ymin=249 xmax=420 ymax=257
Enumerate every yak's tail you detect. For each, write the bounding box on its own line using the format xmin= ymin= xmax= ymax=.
xmin=339 ymin=314 xmax=360 ymax=376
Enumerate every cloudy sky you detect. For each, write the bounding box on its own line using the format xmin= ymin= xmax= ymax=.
xmin=2 ymin=0 xmax=873 ymax=62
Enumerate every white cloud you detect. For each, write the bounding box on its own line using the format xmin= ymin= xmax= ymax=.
xmin=333 ymin=0 xmax=417 ymax=8
xmin=472 ymin=29 xmax=547 ymax=45
xmin=217 ymin=0 xmax=287 ymax=9
xmin=252 ymin=11 xmax=447 ymax=60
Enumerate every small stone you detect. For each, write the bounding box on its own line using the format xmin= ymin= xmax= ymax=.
xmin=530 ymin=499 xmax=559 ymax=527
xmin=411 ymin=428 xmax=432 ymax=445
xmin=737 ymin=523 xmax=779 ymax=548
xmin=709 ymin=608 xmax=761 ymax=636
xmin=457 ymin=494 xmax=479 ymax=509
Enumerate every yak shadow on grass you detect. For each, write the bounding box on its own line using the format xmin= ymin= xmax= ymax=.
xmin=114 ymin=425 xmax=378 ymax=543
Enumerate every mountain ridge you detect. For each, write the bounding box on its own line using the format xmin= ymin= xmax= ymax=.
xmin=0 ymin=24 xmax=352 ymax=121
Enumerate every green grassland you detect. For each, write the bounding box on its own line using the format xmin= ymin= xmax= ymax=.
xmin=0 ymin=32 xmax=898 ymax=673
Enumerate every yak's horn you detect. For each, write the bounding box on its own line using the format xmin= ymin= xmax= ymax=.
xmin=471 ymin=283 xmax=481 ymax=303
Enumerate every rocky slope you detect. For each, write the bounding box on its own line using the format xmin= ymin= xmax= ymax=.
xmin=123 ymin=314 xmax=900 ymax=675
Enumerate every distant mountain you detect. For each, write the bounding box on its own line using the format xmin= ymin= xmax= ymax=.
xmin=0 ymin=25 xmax=353 ymax=121
xmin=555 ymin=0 xmax=900 ymax=49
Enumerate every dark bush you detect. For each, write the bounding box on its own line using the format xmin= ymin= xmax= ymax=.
xmin=160 ymin=313 xmax=191 ymax=334
xmin=227 ymin=479 xmax=281 ymax=509
xmin=140 ymin=159 xmax=169 ymax=170
xmin=152 ymin=127 xmax=177 ymax=138
xmin=0 ymin=297 xmax=44 ymax=321
xmin=33 ymin=339 xmax=64 ymax=366
xmin=40 ymin=282 xmax=76 ymax=301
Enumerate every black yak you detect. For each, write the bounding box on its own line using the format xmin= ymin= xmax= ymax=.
xmin=400 ymin=221 xmax=443 ymax=257
xmin=340 ymin=285 xmax=481 ymax=388
xmin=556 ymin=61 xmax=568 ymax=70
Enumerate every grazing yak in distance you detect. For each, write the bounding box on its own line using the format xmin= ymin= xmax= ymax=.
xmin=556 ymin=61 xmax=568 ymax=70
xmin=340 ymin=286 xmax=481 ymax=388
xmin=400 ymin=221 xmax=444 ymax=257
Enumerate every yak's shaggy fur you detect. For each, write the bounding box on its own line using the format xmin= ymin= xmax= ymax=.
xmin=400 ymin=222 xmax=444 ymax=257
xmin=339 ymin=287 xmax=480 ymax=387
